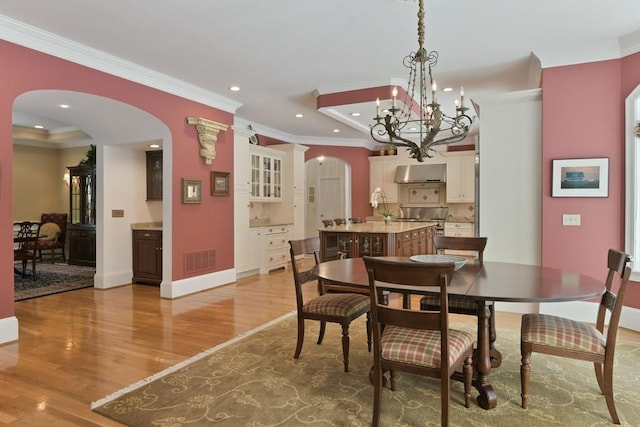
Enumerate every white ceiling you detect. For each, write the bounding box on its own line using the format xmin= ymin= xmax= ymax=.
xmin=2 ymin=0 xmax=639 ymax=149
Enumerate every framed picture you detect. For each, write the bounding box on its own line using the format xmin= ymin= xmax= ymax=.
xmin=182 ymin=179 xmax=202 ymax=204
xmin=552 ymin=157 xmax=609 ymax=197
xmin=211 ymin=171 xmax=230 ymax=196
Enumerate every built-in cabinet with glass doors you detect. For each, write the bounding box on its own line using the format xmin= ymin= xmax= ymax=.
xmin=67 ymin=165 xmax=96 ymax=266
xmin=250 ymin=146 xmax=283 ymax=201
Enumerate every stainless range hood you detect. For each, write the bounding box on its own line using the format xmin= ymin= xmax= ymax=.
xmin=393 ymin=164 xmax=446 ymax=183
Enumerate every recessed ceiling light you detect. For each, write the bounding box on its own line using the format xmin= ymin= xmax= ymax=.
xmin=295 ymin=113 xmax=303 ymax=118
xmin=350 ymin=112 xmax=361 ymax=117
xmin=229 ymin=86 xmax=240 ymax=91
xmin=149 ymin=144 xmax=160 ymax=148
xmin=333 ymin=129 xmax=340 ymax=133
xmin=34 ymin=125 xmax=44 ymax=129
xmin=58 ymin=104 xmax=70 ymax=108
xmin=442 ymin=87 xmax=453 ymax=92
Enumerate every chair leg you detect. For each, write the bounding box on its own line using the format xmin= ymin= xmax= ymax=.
xmin=294 ymin=317 xmax=305 ymax=359
xmin=372 ymin=362 xmax=383 ymax=427
xmin=441 ymin=376 xmax=450 ymax=426
xmin=366 ymin=312 xmax=372 ymax=352
xmin=317 ymin=321 xmax=326 ymax=344
xmin=602 ymin=363 xmax=621 ymax=424
xmin=520 ymin=350 xmax=531 ymax=408
xmin=463 ymin=355 xmax=473 ymax=408
xmin=594 ymin=362 xmax=605 ymax=394
xmin=340 ymin=323 xmax=350 ymax=372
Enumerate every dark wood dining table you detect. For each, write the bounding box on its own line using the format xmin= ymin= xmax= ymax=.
xmin=313 ymin=256 xmax=605 ymax=410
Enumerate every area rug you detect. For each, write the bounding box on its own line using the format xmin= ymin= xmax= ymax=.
xmin=92 ymin=314 xmax=640 ymax=426
xmin=14 ymin=263 xmax=95 ymax=301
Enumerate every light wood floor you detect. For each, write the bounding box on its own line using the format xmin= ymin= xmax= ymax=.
xmin=1 ymin=263 xmax=638 ymax=426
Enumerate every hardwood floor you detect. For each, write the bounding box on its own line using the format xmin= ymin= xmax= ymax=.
xmin=1 ymin=262 xmax=638 ymax=426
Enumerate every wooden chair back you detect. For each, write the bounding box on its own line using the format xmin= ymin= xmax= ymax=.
xmin=433 ymin=235 xmax=487 ymax=264
xmin=597 ymin=249 xmax=633 ymax=351
xmin=37 ymin=213 xmax=68 ymax=262
xmin=288 ymin=237 xmax=321 ymax=307
xmin=14 ymin=221 xmax=42 ymax=275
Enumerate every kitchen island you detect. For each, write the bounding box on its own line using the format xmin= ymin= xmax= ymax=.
xmin=318 ymin=222 xmax=438 ymax=261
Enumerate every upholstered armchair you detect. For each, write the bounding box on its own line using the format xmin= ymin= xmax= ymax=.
xmin=35 ymin=213 xmax=68 ymax=263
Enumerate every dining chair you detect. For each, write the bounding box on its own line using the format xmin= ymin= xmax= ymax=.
xmin=520 ymin=248 xmax=632 ymax=424
xmin=321 ymin=219 xmax=334 ymax=227
xmin=419 ymin=236 xmax=499 ymax=365
xmin=349 ymin=217 xmax=362 ymax=224
xmin=363 ymin=256 xmax=474 ymax=426
xmin=25 ymin=213 xmax=67 ymax=263
xmin=13 ymin=221 xmax=42 ymax=277
xmin=334 ymin=218 xmax=347 ymax=225
xmin=288 ymin=237 xmax=371 ymax=372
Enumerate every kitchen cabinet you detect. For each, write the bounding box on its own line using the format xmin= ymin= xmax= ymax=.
xmin=444 ymin=222 xmax=475 ymax=256
xmin=67 ymin=165 xmax=96 ymax=267
xmin=234 ymin=126 xmax=253 ymax=277
xmin=260 ymin=225 xmax=291 ymax=274
xmin=132 ymin=229 xmax=162 ymax=285
xmin=250 ymin=145 xmax=283 ymax=202
xmin=146 ymin=150 xmax=163 ymax=200
xmin=446 ymin=151 xmax=476 ymax=203
xmin=369 ymin=155 xmax=398 ymax=203
xmin=319 ymin=223 xmax=436 ymax=261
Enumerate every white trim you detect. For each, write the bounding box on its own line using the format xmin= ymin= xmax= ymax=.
xmin=93 ymin=270 xmax=132 ymax=289
xmin=0 ymin=15 xmax=242 ymax=114
xmin=0 ymin=316 xmax=19 ymax=344
xmin=90 ymin=311 xmax=296 ymax=409
xmin=160 ymin=268 xmax=236 ymax=299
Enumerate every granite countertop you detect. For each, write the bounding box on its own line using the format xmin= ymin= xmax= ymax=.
xmin=318 ymin=221 xmax=437 ymax=233
xmin=131 ymin=222 xmax=163 ymax=230
xmin=447 ymin=217 xmax=475 ymax=223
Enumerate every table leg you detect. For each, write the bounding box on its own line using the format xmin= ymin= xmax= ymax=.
xmin=474 ymin=302 xmax=497 ymax=409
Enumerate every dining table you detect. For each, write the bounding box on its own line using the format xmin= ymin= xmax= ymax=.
xmin=313 ymin=256 xmax=605 ymax=410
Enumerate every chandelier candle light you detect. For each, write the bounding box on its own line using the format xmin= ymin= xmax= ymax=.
xmin=371 ymin=187 xmax=394 ymax=225
xmin=370 ymin=0 xmax=473 ymax=162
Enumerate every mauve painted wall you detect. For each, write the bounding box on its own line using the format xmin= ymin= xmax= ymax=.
xmin=541 ymin=52 xmax=639 ymax=309
xmin=0 ymin=41 xmax=234 ymax=320
xmin=305 ymin=145 xmax=371 ymax=220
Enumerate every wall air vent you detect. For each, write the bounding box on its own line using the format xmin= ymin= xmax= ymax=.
xmin=184 ymin=249 xmax=215 ymax=273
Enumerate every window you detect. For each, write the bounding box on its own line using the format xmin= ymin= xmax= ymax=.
xmin=625 ymin=84 xmax=640 ymax=280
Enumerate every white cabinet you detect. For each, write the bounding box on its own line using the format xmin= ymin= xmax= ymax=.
xmin=444 ymin=222 xmax=474 ymax=256
xmin=270 ymin=144 xmax=309 ymax=240
xmin=260 ymin=225 xmax=291 ymax=274
xmin=250 ymin=145 xmax=283 ymax=202
xmin=446 ymin=151 xmax=476 ymax=203
xmin=234 ymin=125 xmax=254 ymax=277
xmin=369 ymin=155 xmax=398 ymax=203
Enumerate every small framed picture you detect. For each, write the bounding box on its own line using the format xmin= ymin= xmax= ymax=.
xmin=552 ymin=157 xmax=609 ymax=197
xmin=182 ymin=179 xmax=202 ymax=203
xmin=211 ymin=171 xmax=230 ymax=196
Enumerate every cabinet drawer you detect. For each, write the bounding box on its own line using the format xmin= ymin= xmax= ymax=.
xmin=265 ymin=234 xmax=288 ymax=249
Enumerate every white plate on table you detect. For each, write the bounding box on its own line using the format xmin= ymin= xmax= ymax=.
xmin=409 ymin=254 xmax=468 ymax=271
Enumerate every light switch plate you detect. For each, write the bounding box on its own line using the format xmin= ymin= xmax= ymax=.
xmin=112 ymin=209 xmax=124 ymax=218
xmin=562 ymin=214 xmax=581 ymax=226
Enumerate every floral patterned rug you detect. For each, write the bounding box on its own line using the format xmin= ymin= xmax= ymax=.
xmin=92 ymin=313 xmax=640 ymax=426
xmin=14 ymin=263 xmax=94 ymax=301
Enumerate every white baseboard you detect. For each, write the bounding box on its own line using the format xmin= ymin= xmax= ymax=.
xmin=94 ymin=270 xmax=132 ymax=289
xmin=161 ymin=268 xmax=236 ymax=300
xmin=0 ymin=316 xmax=19 ymax=345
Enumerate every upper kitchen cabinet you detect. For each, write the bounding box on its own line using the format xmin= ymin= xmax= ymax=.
xmin=250 ymin=145 xmax=283 ymax=202
xmin=446 ymin=151 xmax=476 ymax=203
xmin=369 ymin=155 xmax=398 ymax=203
xmin=146 ymin=150 xmax=162 ymax=200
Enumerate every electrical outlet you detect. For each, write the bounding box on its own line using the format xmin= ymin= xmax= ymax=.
xmin=562 ymin=214 xmax=581 ymax=226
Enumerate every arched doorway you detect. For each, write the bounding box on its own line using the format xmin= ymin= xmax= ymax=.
xmin=304 ymin=156 xmax=351 ymax=237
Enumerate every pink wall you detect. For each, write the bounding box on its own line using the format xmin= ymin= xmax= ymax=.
xmin=0 ymin=41 xmax=235 ymax=321
xmin=305 ymin=145 xmax=372 ymax=220
xmin=541 ymin=53 xmax=639 ymax=308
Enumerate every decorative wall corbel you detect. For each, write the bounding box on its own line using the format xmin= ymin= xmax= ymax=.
xmin=186 ymin=116 xmax=229 ymax=165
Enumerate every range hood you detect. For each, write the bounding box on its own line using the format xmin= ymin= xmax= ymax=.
xmin=393 ymin=164 xmax=446 ymax=183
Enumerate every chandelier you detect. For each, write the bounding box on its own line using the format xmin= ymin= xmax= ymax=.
xmin=370 ymin=0 xmax=473 ymax=162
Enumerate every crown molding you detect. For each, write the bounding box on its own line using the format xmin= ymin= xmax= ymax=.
xmin=0 ymin=15 xmax=243 ymax=114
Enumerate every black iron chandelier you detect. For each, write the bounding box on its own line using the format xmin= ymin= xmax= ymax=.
xmin=370 ymin=0 xmax=473 ymax=162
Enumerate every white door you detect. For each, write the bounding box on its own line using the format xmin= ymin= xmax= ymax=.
xmin=318 ymin=177 xmax=344 ymax=226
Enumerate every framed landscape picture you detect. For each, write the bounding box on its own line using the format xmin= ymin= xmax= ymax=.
xmin=552 ymin=157 xmax=609 ymax=197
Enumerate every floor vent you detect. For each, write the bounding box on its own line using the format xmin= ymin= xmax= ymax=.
xmin=184 ymin=249 xmax=215 ymax=273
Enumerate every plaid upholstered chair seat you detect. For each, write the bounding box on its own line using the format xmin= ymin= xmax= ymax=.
xmin=521 ymin=313 xmax=605 ymax=355
xmin=381 ymin=326 xmax=474 ymax=368
xmin=302 ymin=293 xmax=370 ymax=317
